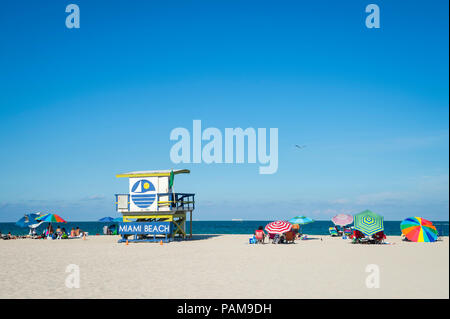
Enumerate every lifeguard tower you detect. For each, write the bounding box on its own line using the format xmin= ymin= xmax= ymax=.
xmin=115 ymin=169 xmax=195 ymax=243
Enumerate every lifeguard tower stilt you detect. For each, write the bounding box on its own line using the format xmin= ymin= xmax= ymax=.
xmin=115 ymin=169 xmax=195 ymax=243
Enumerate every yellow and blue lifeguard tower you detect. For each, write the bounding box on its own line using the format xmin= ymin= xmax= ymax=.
xmin=115 ymin=169 xmax=195 ymax=243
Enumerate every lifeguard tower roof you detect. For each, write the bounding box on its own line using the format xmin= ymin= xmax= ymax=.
xmin=116 ymin=169 xmax=190 ymax=178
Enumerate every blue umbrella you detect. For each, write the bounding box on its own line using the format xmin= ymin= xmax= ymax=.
xmin=98 ymin=217 xmax=114 ymax=222
xmin=16 ymin=213 xmax=43 ymax=228
xmin=289 ymin=216 xmax=314 ymax=225
xmin=112 ymin=217 xmax=123 ymax=222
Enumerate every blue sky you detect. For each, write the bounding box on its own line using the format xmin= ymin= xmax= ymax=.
xmin=0 ymin=0 xmax=448 ymax=221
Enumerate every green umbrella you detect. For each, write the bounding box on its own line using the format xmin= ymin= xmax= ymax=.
xmin=354 ymin=210 xmax=384 ymax=236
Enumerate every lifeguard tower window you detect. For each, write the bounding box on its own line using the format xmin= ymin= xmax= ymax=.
xmin=117 ymin=195 xmax=128 ymax=210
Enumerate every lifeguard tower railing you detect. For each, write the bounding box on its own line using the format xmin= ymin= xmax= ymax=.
xmin=114 ymin=193 xmax=195 ymax=212
xmin=115 ymin=192 xmax=195 ymax=241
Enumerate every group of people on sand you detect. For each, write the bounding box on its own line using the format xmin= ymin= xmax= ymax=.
xmin=42 ymin=224 xmax=86 ymax=239
xmin=349 ymin=229 xmax=386 ymax=244
xmin=254 ymin=225 xmax=304 ymax=244
xmin=0 ymin=230 xmax=21 ymax=240
xmin=1 ymin=224 xmax=87 ymax=240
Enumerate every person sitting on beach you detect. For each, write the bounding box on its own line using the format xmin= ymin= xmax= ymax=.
xmin=272 ymin=233 xmax=281 ymax=244
xmin=55 ymin=226 xmax=62 ymax=239
xmin=109 ymin=224 xmax=117 ymax=235
xmin=60 ymin=228 xmax=68 ymax=239
xmin=291 ymin=224 xmax=300 ymax=238
xmin=70 ymin=228 xmax=76 ymax=238
xmin=284 ymin=231 xmax=296 ymax=243
xmin=255 ymin=226 xmax=265 ymax=244
xmin=45 ymin=224 xmax=54 ymax=238
xmin=7 ymin=232 xmax=17 ymax=239
xmin=335 ymin=226 xmax=343 ymax=236
xmin=74 ymin=226 xmax=86 ymax=238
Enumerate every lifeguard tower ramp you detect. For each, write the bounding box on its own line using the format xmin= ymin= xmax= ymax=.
xmin=115 ymin=169 xmax=195 ymax=243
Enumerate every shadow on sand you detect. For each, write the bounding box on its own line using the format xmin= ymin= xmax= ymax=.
xmin=177 ymin=234 xmax=222 ymax=241
xmin=298 ymin=236 xmax=321 ymax=241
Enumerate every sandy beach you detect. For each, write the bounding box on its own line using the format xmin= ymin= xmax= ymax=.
xmin=0 ymin=234 xmax=448 ymax=299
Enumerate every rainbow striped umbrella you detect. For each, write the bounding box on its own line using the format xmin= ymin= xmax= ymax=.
xmin=265 ymin=221 xmax=292 ymax=234
xmin=400 ymin=217 xmax=438 ymax=242
xmin=332 ymin=214 xmax=353 ymax=226
xmin=36 ymin=213 xmax=67 ymax=223
xmin=354 ymin=210 xmax=383 ymax=236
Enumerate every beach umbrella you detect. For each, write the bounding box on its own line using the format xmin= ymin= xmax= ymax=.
xmin=265 ymin=221 xmax=292 ymax=234
xmin=98 ymin=217 xmax=114 ymax=222
xmin=16 ymin=213 xmax=43 ymax=228
xmin=354 ymin=210 xmax=383 ymax=236
xmin=113 ymin=217 xmax=123 ymax=222
xmin=332 ymin=214 xmax=353 ymax=226
xmin=400 ymin=217 xmax=438 ymax=242
xmin=288 ymin=216 xmax=314 ymax=225
xmin=36 ymin=213 xmax=67 ymax=223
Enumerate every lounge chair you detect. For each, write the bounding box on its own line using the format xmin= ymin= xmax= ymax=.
xmin=284 ymin=231 xmax=295 ymax=243
xmin=329 ymin=227 xmax=339 ymax=237
xmin=372 ymin=231 xmax=386 ymax=244
xmin=343 ymin=228 xmax=352 ymax=236
xmin=350 ymin=230 xmax=366 ymax=244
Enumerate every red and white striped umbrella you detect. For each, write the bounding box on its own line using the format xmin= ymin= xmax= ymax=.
xmin=265 ymin=221 xmax=292 ymax=234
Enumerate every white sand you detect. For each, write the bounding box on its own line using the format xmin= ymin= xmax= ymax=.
xmin=0 ymin=235 xmax=448 ymax=299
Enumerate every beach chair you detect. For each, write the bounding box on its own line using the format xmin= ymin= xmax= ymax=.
xmin=255 ymin=230 xmax=265 ymax=244
xmin=271 ymin=233 xmax=281 ymax=244
xmin=343 ymin=227 xmax=352 ymax=236
xmin=350 ymin=230 xmax=366 ymax=244
xmin=329 ymin=227 xmax=339 ymax=237
xmin=372 ymin=231 xmax=386 ymax=244
xmin=284 ymin=231 xmax=295 ymax=243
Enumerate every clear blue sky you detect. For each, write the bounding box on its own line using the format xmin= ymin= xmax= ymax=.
xmin=0 ymin=0 xmax=448 ymax=221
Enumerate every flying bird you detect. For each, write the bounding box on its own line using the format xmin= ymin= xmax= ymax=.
xmin=295 ymin=144 xmax=307 ymax=149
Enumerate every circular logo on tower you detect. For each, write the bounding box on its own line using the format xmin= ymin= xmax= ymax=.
xmin=131 ymin=179 xmax=156 ymax=208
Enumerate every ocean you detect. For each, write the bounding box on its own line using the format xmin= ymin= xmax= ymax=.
xmin=1 ymin=220 xmax=448 ymax=237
